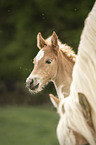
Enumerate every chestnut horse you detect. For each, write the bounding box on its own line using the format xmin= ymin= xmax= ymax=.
xmin=26 ymin=32 xmax=76 ymax=98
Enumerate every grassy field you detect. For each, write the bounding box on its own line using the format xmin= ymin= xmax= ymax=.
xmin=0 ymin=106 xmax=59 ymax=145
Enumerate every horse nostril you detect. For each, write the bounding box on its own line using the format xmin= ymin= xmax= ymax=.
xmin=31 ymin=79 xmax=34 ymax=84
xmin=30 ymin=79 xmax=34 ymax=87
xmin=29 ymin=78 xmax=39 ymax=90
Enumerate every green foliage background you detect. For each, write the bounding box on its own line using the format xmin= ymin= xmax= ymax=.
xmin=0 ymin=0 xmax=95 ymax=105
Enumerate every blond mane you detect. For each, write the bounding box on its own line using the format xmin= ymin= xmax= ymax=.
xmin=46 ymin=36 xmax=76 ymax=62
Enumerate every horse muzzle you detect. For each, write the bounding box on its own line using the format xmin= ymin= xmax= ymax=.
xmin=26 ymin=77 xmax=40 ymax=91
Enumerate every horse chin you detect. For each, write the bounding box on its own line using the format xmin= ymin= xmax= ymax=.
xmin=28 ymin=85 xmax=43 ymax=94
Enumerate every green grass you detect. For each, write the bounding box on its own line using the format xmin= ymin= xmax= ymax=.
xmin=0 ymin=106 xmax=59 ymax=145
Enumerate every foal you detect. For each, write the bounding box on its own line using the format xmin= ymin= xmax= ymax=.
xmin=26 ymin=32 xmax=76 ymax=98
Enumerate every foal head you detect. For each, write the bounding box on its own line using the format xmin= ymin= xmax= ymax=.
xmin=26 ymin=32 xmax=60 ymax=93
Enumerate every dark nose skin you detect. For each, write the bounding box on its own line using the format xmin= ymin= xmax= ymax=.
xmin=29 ymin=78 xmax=39 ymax=90
xmin=30 ymin=79 xmax=34 ymax=89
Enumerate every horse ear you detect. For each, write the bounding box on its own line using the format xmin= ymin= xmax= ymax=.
xmin=37 ymin=32 xmax=46 ymax=49
xmin=51 ymin=31 xmax=59 ymax=52
xmin=78 ymin=93 xmax=91 ymax=120
xmin=49 ymin=94 xmax=60 ymax=108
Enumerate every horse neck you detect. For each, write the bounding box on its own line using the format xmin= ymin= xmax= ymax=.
xmin=53 ymin=50 xmax=75 ymax=98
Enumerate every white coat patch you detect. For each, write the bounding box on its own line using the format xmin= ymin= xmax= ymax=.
xmin=36 ymin=49 xmax=44 ymax=63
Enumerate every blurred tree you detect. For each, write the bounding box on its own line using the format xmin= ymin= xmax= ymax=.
xmin=0 ymin=0 xmax=95 ymax=105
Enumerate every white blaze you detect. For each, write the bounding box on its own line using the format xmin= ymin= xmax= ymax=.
xmin=36 ymin=49 xmax=44 ymax=63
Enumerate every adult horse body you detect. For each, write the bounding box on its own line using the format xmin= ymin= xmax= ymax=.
xmin=26 ymin=32 xmax=76 ymax=98
xmin=50 ymin=2 xmax=96 ymax=145
xmin=50 ymin=93 xmax=95 ymax=145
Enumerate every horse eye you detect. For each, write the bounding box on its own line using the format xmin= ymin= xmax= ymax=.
xmin=46 ymin=59 xmax=52 ymax=64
